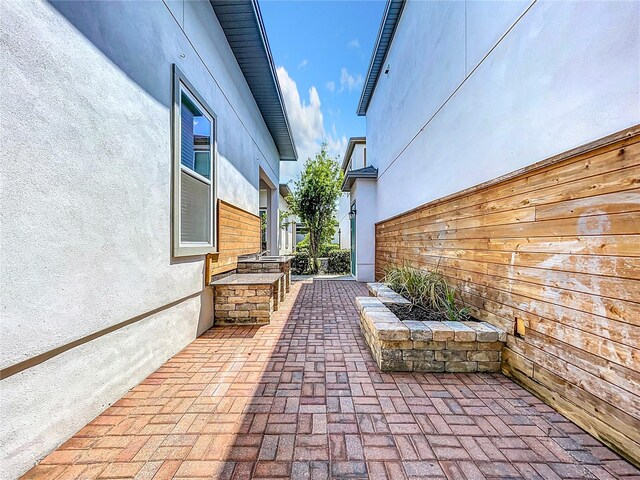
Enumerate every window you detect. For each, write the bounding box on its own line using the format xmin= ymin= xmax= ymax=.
xmin=172 ymin=65 xmax=217 ymax=257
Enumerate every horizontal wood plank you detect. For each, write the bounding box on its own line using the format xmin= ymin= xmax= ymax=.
xmin=379 ymin=166 xmax=640 ymax=234
xmin=206 ymin=200 xmax=261 ymax=282
xmin=375 ymin=128 xmax=640 ymax=466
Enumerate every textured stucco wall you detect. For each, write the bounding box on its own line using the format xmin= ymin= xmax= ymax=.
xmin=338 ymin=193 xmax=351 ymax=249
xmin=349 ymin=144 xmax=367 ymax=170
xmin=367 ymin=0 xmax=640 ymax=222
xmin=339 ymin=143 xmax=367 ymax=252
xmin=0 ymin=0 xmax=281 ymax=477
xmin=351 ymin=179 xmax=377 ymax=282
xmin=0 ymin=293 xmax=211 ymax=479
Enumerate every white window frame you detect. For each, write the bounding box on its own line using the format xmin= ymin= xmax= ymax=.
xmin=172 ymin=65 xmax=218 ymax=257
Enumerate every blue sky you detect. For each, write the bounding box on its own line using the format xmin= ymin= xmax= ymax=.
xmin=260 ymin=0 xmax=386 ymax=182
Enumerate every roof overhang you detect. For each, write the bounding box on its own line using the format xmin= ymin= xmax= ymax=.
xmin=340 ymin=136 xmax=366 ymax=172
xmin=211 ymin=0 xmax=298 ymax=160
xmin=356 ymin=0 xmax=406 ymax=116
xmin=279 ymin=183 xmax=291 ymax=198
xmin=341 ymin=166 xmax=378 ymax=192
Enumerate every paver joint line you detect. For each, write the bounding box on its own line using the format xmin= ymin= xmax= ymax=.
xmin=22 ymin=280 xmax=638 ymax=479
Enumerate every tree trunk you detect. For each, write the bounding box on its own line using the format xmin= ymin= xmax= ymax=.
xmin=308 ymin=228 xmax=321 ymax=274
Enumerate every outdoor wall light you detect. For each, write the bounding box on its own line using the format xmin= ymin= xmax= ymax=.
xmin=348 ymin=208 xmax=357 ymax=219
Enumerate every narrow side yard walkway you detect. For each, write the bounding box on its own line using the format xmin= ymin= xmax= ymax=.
xmin=23 ymin=281 xmax=638 ymax=479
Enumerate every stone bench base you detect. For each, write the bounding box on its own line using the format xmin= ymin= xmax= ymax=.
xmin=236 ymin=257 xmax=293 ymax=300
xmin=357 ymin=295 xmax=506 ymax=373
xmin=211 ymin=273 xmax=284 ymax=326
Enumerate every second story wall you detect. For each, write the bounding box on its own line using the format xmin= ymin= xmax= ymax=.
xmin=348 ymin=143 xmax=368 ymax=171
xmin=368 ymin=0 xmax=640 ymax=222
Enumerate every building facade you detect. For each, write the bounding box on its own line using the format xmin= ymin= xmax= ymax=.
xmin=338 ymin=137 xmax=366 ymax=250
xmin=357 ymin=0 xmax=640 ymax=465
xmin=360 ymin=0 xmax=639 ymax=223
xmin=259 ymin=184 xmax=296 ymax=255
xmin=339 ymin=137 xmax=377 ymax=280
xmin=0 ymin=1 xmax=296 ymax=477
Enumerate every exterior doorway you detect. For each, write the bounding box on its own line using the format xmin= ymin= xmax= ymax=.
xmin=350 ymin=200 xmax=356 ymax=275
xmin=259 ymin=167 xmax=278 ymax=255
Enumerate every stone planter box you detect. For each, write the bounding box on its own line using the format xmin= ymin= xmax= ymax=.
xmin=357 ymin=283 xmax=506 ymax=373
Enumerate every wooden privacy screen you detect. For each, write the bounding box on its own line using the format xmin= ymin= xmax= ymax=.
xmin=375 ymin=127 xmax=640 ymax=466
xmin=205 ymin=199 xmax=261 ymax=284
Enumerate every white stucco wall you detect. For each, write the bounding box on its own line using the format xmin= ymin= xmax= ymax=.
xmin=367 ymin=0 xmax=640 ymax=222
xmin=351 ymin=179 xmax=377 ymax=282
xmin=337 ymin=193 xmax=351 ymax=249
xmin=339 ymin=142 xmax=367 ymax=251
xmin=0 ymin=1 xmax=282 ymax=477
xmin=348 ymin=143 xmax=367 ymax=170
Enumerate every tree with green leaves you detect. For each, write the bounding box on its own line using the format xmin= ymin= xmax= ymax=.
xmin=287 ymin=143 xmax=343 ymax=273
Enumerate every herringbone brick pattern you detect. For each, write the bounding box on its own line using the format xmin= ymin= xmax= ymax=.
xmin=22 ymin=280 xmax=639 ymax=479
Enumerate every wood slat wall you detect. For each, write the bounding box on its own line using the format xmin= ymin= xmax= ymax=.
xmin=205 ymin=200 xmax=261 ymax=283
xmin=375 ymin=128 xmax=640 ymax=466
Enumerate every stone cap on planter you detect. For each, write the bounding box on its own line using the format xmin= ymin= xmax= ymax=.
xmin=366 ymin=283 xmax=411 ymax=305
xmin=211 ymin=273 xmax=284 ymax=286
xmin=355 ymin=297 xmax=410 ymax=341
xmin=357 ymin=292 xmax=507 ymax=373
xmin=356 ymin=296 xmax=507 ymax=343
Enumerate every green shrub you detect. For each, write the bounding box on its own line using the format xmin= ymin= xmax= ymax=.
xmin=296 ymin=235 xmax=309 ymax=252
xmin=296 ymin=236 xmax=339 ymax=257
xmin=383 ymin=262 xmax=469 ymax=321
xmin=319 ymin=243 xmax=340 ymax=257
xmin=291 ymin=251 xmax=311 ymax=275
xmin=327 ymin=249 xmax=351 ymax=274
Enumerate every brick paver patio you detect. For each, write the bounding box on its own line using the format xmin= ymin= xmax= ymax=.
xmin=23 ymin=280 xmax=639 ymax=479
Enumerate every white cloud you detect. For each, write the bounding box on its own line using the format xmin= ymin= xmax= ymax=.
xmin=327 ymin=135 xmax=348 ymax=158
xmin=276 ymin=66 xmax=348 ymax=183
xmin=277 ymin=66 xmax=323 ymax=160
xmin=326 ymin=81 xmax=335 ymax=93
xmin=347 ymin=38 xmax=360 ymax=49
xmin=297 ymin=58 xmax=308 ymax=69
xmin=339 ymin=67 xmax=363 ymax=93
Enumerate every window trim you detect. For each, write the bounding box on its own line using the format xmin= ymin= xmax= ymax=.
xmin=172 ymin=64 xmax=218 ymax=257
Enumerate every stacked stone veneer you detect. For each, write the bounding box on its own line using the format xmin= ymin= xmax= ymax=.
xmin=212 ymin=274 xmax=283 ymax=326
xmin=236 ymin=258 xmax=292 ymax=299
xmin=357 ymin=283 xmax=507 ymax=373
